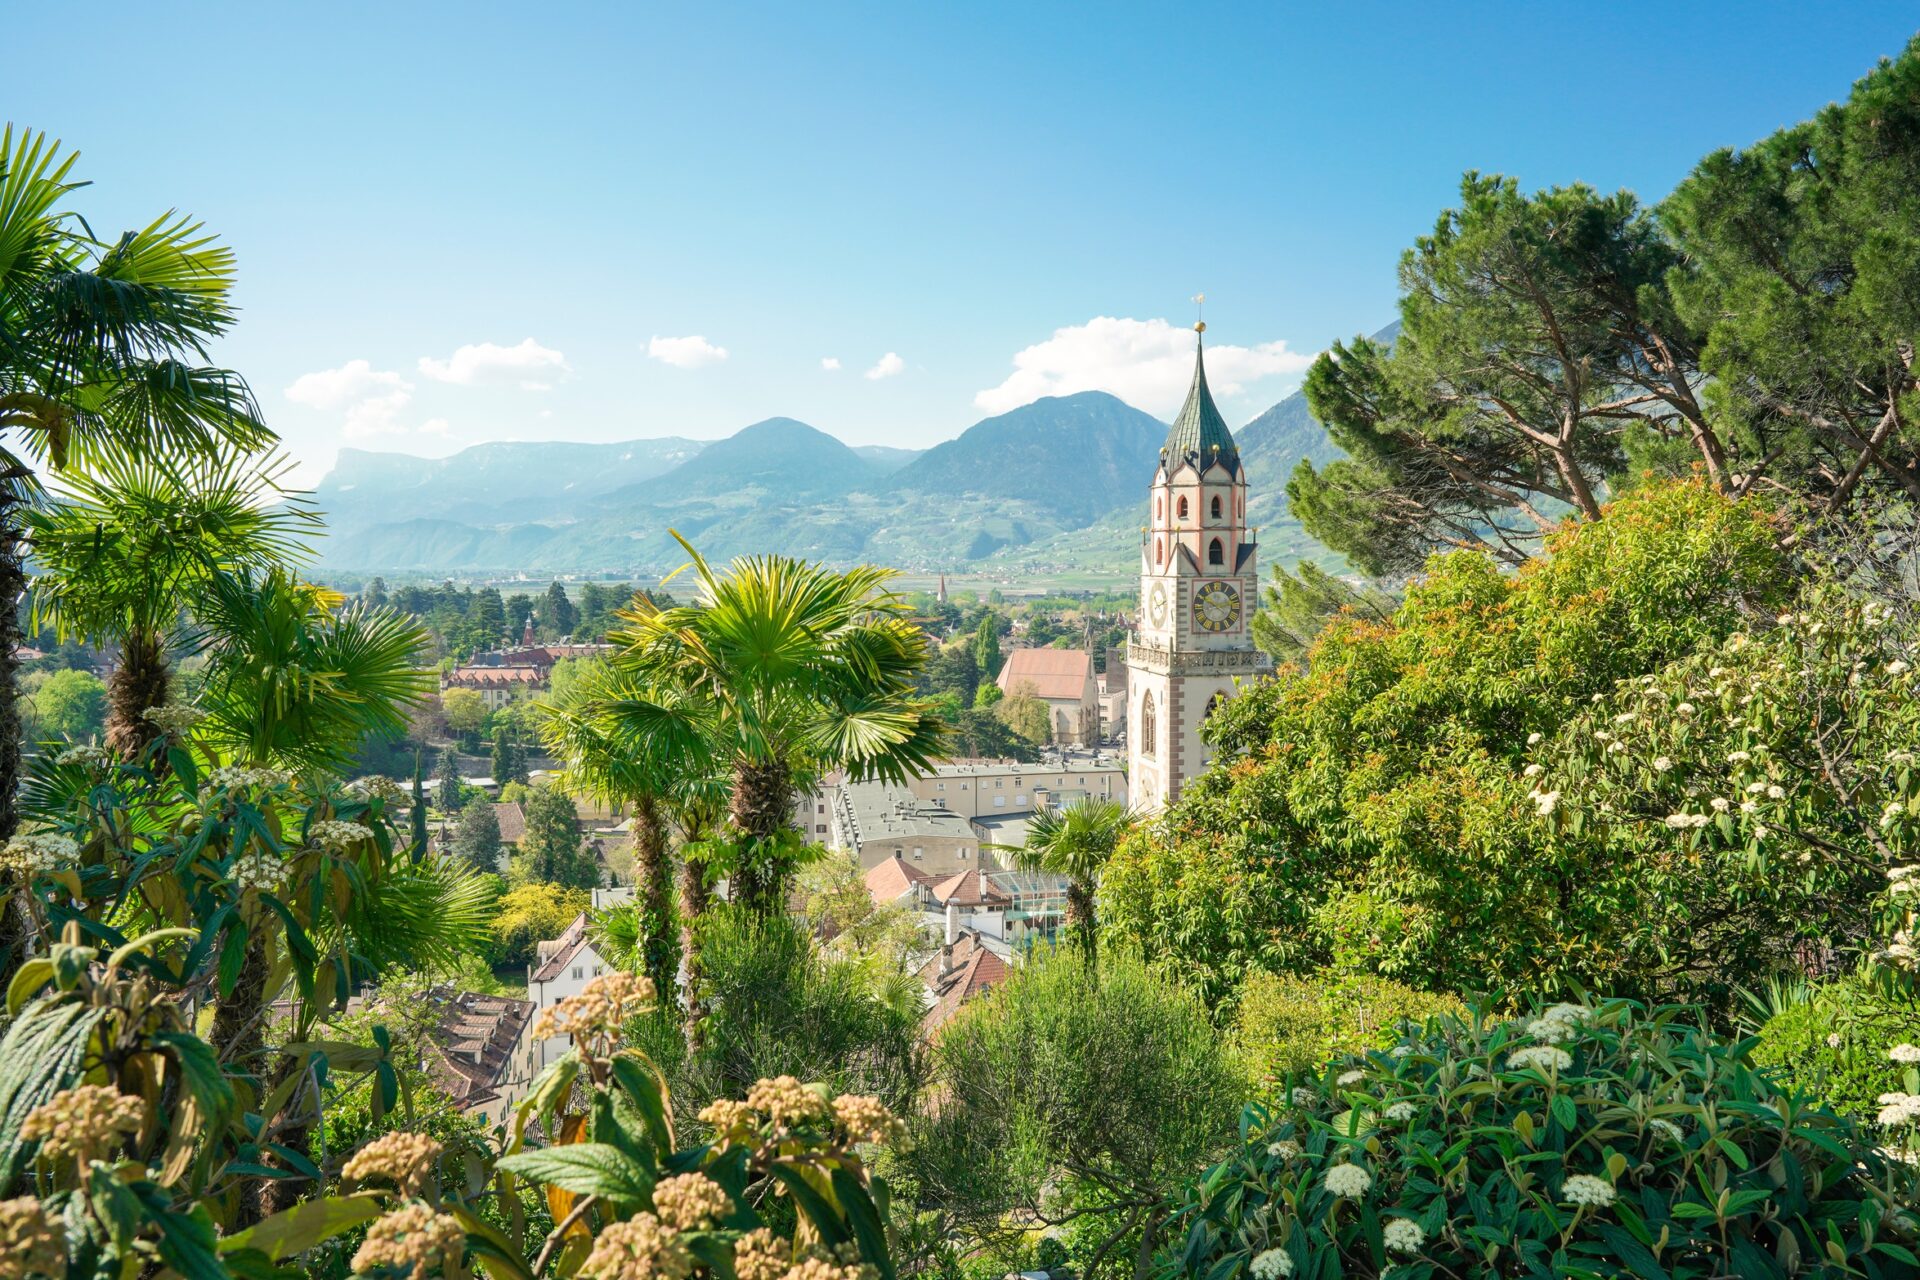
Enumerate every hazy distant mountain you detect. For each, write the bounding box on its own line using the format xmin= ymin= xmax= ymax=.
xmin=890 ymin=392 xmax=1168 ymax=524
xmin=306 ymin=349 xmax=1382 ymax=576
xmin=852 ymin=445 xmax=923 ymax=472
xmin=600 ymin=418 xmax=884 ymax=507
xmin=315 ymin=437 xmax=705 ymax=534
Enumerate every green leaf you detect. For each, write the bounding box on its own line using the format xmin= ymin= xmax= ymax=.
xmin=220 ymin=1193 xmax=385 ymax=1259
xmin=496 ymin=1143 xmax=654 ymax=1206
xmin=610 ymin=1051 xmax=674 ymax=1154
xmin=766 ymin=1164 xmax=850 ymax=1247
xmin=830 ymin=1166 xmax=895 ymax=1280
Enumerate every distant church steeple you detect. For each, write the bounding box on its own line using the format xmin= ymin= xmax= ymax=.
xmin=1125 ymin=309 xmax=1270 ymax=811
xmin=523 ymin=613 xmax=536 ymax=647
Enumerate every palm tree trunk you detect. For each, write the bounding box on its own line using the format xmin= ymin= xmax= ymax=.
xmin=729 ymin=757 xmax=795 ymax=913
xmin=1067 ymin=877 xmax=1097 ymax=966
xmin=631 ymin=793 xmax=677 ymax=1001
xmin=106 ymin=628 xmax=168 ymax=761
xmin=679 ymin=850 xmax=709 ymax=1049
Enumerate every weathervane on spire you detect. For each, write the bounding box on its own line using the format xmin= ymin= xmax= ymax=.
xmin=1191 ymin=292 xmax=1206 ymax=334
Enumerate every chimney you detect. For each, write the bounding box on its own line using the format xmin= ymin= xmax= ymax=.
xmin=945 ymin=901 xmax=960 ymax=946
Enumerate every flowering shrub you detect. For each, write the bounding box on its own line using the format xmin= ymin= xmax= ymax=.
xmin=1230 ymin=971 xmax=1461 ymax=1084
xmin=1755 ymin=973 xmax=1920 ymax=1125
xmin=1103 ymin=479 xmax=1795 ymax=1010
xmin=1162 ymin=999 xmax=1920 ymax=1279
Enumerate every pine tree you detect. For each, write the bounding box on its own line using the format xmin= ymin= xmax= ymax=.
xmin=436 ymin=745 xmax=462 ymax=814
xmin=410 ymin=749 xmax=429 ymax=862
xmin=451 ymin=794 xmax=502 ymax=874
xmin=975 ymin=614 xmax=1002 ymax=687
xmin=490 ymin=727 xmax=512 ymax=787
xmin=543 ymin=582 xmax=577 ymax=639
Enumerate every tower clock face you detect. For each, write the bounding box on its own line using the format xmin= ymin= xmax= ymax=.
xmin=1192 ymin=581 xmax=1241 ymax=632
xmin=1146 ymin=581 xmax=1169 ymax=628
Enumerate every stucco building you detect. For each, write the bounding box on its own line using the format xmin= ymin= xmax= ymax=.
xmin=996 ymin=648 xmax=1100 ymax=744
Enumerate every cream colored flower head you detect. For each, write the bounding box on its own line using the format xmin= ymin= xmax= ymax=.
xmin=1382 ymin=1218 xmax=1426 ymax=1254
xmin=1507 ymin=1046 xmax=1572 ymax=1074
xmin=746 ymin=1075 xmax=831 ymax=1128
xmin=579 ymin=1213 xmax=694 ymax=1280
xmin=21 ymin=1084 xmax=144 ymax=1164
xmin=0 ymin=832 xmax=77 ymax=877
xmin=1250 ymin=1247 xmax=1294 ymax=1278
xmin=0 ymin=1196 xmax=66 ymax=1277
xmin=309 ymin=818 xmax=374 ymax=852
xmin=1323 ymin=1162 xmax=1371 ymax=1199
xmin=352 ymin=1205 xmax=466 ymax=1280
xmin=342 ymin=1130 xmax=442 ymax=1194
xmin=733 ymin=1228 xmax=791 ymax=1280
xmin=651 ymin=1172 xmax=733 ymax=1230
xmin=832 ymin=1093 xmax=905 ymax=1145
xmin=528 ymin=970 xmax=657 ymax=1046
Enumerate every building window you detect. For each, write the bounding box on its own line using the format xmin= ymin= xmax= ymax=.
xmin=1208 ymin=537 xmax=1225 ymax=566
xmin=913 ymin=846 xmax=923 ymax=860
xmin=572 ymin=967 xmax=584 ymax=980
xmin=1177 ymin=495 xmax=1189 ymax=519
xmin=1141 ymin=691 xmax=1156 ymax=758
xmin=1015 ymin=794 xmax=1026 ymax=806
xmin=594 ymin=965 xmax=604 ymax=976
xmin=1155 ymin=536 xmax=1164 ymax=566
xmin=960 ymin=846 xmax=969 ymax=859
xmin=995 ymin=780 xmax=1003 ymax=788
xmin=1211 ymin=494 xmax=1222 ymax=519
xmin=994 ymin=796 xmax=1006 ymax=808
xmin=937 ymin=781 xmax=946 ymax=790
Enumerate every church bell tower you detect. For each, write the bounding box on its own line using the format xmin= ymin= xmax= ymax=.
xmin=1125 ymin=323 xmax=1271 ymax=810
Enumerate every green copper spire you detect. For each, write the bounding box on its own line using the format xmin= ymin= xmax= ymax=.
xmin=1159 ymin=328 xmax=1241 ymax=478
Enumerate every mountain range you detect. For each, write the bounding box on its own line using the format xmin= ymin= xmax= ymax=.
xmin=310 ymin=336 xmax=1377 ymax=577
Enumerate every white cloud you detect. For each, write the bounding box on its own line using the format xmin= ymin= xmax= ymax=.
xmin=647 ymin=335 xmax=729 ymax=368
xmin=865 ymin=351 xmax=905 ymax=381
xmin=284 ymin=360 xmax=415 ymax=438
xmin=820 ymin=357 xmax=841 ymax=372
xmin=417 ymin=417 xmax=452 ymax=437
xmin=418 ymin=337 xmax=569 ymax=386
xmin=973 ymin=316 xmax=1315 ymax=416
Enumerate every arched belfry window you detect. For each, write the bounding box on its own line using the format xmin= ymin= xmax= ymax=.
xmin=1155 ymin=537 xmax=1164 ymax=566
xmin=1176 ymin=496 xmax=1189 ymax=520
xmin=1208 ymin=537 xmax=1225 ymax=566
xmin=1210 ymin=494 xmax=1222 ymax=519
xmin=1205 ymin=692 xmax=1227 ymax=721
xmin=1140 ymin=690 xmax=1156 ymax=758
xmin=1155 ymin=497 xmax=1162 ymax=520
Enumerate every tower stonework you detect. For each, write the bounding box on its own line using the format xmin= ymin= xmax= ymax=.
xmin=1125 ymin=331 xmax=1271 ymax=811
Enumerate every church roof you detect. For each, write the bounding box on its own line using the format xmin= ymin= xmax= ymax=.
xmin=1160 ymin=334 xmax=1241 ymax=479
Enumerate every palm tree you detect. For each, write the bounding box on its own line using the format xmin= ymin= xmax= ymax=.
xmin=0 ymin=126 xmax=270 ymax=834
xmin=541 ymin=659 xmax=722 ymax=1019
xmin=610 ymin=536 xmax=945 ymax=912
xmin=22 ymin=448 xmax=318 ymax=760
xmin=1000 ymin=797 xmax=1139 ymax=963
xmin=193 ymin=567 xmax=433 ymax=771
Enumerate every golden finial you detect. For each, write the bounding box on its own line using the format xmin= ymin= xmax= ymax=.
xmin=1192 ymin=292 xmax=1206 ymax=334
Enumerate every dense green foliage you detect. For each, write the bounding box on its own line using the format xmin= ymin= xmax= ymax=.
xmin=906 ymin=948 xmax=1242 ymax=1278
xmin=1167 ymin=999 xmax=1920 ymax=1280
xmin=1230 ymin=971 xmax=1462 ymax=1086
xmin=485 ymin=881 xmax=590 ymax=969
xmin=1103 ymin=480 xmax=1800 ymax=1010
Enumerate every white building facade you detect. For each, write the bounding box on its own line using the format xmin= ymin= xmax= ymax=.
xmin=1126 ymin=328 xmax=1272 ymax=810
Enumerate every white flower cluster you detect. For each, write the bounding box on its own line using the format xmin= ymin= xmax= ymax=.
xmin=1382 ymin=1218 xmax=1427 ymax=1255
xmin=1507 ymin=1045 xmax=1573 ymax=1073
xmin=1290 ymin=1087 xmax=1315 ymax=1107
xmin=1648 ymin=1118 xmax=1685 ymax=1144
xmin=0 ymin=831 xmax=78 ymax=875
xmin=309 ymin=819 xmax=374 ymax=851
xmin=1525 ymin=1004 xmax=1589 ymax=1044
xmin=1891 ymin=1044 xmax=1920 ymax=1065
xmin=1664 ymin=812 xmax=1711 ymax=830
xmin=229 ymin=850 xmax=283 ymax=894
xmin=1265 ymin=1139 xmax=1299 ymax=1160
xmin=1891 ymin=866 xmax=1920 ymax=899
xmin=143 ymin=704 xmax=207 ymax=735
xmin=1336 ymin=1069 xmax=1366 ymax=1087
xmin=1383 ymin=1101 xmax=1417 ymax=1124
xmin=1529 ymin=789 xmax=1561 ymax=817
xmin=1322 ymin=1163 xmax=1371 ymax=1199
xmin=207 ymin=765 xmax=289 ymax=796
xmin=1560 ymin=1173 xmax=1616 ymax=1207
xmin=55 ymin=744 xmax=110 ymax=768
xmin=1249 ymin=1248 xmax=1293 ymax=1279
xmin=1878 ymin=1093 xmax=1920 ymax=1127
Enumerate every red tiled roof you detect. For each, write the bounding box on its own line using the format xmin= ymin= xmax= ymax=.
xmin=421 ymin=990 xmax=535 ymax=1111
xmin=929 ymin=868 xmax=1009 ymax=908
xmin=920 ymin=932 xmax=1009 ymax=1034
xmin=996 ymin=648 xmax=1093 ymax=702
xmin=530 ymin=911 xmax=592 ymax=983
xmin=444 ymin=666 xmax=544 ymax=689
xmin=865 ymin=853 xmax=934 ymax=905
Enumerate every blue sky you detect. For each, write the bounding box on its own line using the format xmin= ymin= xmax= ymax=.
xmin=10 ymin=2 xmax=1918 ymax=483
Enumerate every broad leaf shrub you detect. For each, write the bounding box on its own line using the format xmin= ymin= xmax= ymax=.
xmin=1754 ymin=973 xmax=1920 ymax=1124
xmin=1162 ymin=999 xmax=1920 ymax=1280
xmin=1230 ymin=972 xmax=1461 ymax=1086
